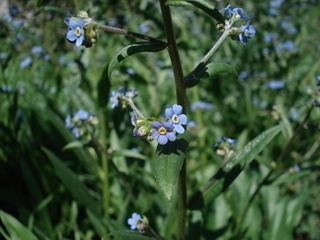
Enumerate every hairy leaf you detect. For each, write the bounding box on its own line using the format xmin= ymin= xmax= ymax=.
xmin=188 ymin=125 xmax=282 ymax=210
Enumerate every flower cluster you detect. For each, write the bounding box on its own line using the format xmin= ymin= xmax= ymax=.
xmin=110 ymin=87 xmax=138 ymax=109
xmin=65 ymin=109 xmax=98 ymax=139
xmin=64 ymin=11 xmax=97 ymax=48
xmin=214 ymin=136 xmax=237 ymax=158
xmin=130 ymin=104 xmax=188 ymax=145
xmin=127 ymin=212 xmax=149 ymax=233
xmin=151 ymin=104 xmax=188 ymax=145
xmin=220 ymin=5 xmax=256 ymax=44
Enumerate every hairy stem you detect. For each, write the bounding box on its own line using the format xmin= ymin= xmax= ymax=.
xmin=159 ymin=1 xmax=187 ymax=239
xmin=98 ymin=24 xmax=166 ymax=44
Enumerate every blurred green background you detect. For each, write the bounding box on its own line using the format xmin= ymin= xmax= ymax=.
xmin=0 ymin=0 xmax=319 ymax=239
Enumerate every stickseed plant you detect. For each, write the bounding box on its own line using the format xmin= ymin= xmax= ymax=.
xmin=1 ymin=0 xmax=319 ymax=239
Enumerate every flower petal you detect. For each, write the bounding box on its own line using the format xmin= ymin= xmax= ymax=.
xmin=64 ymin=17 xmax=70 ymax=25
xmin=68 ymin=18 xmax=84 ymax=28
xmin=174 ymin=124 xmax=185 ymax=134
xmin=179 ymin=114 xmax=188 ymax=125
xmin=172 ymin=104 xmax=183 ymax=114
xmin=165 ymin=107 xmax=173 ymax=119
xmin=75 ymin=36 xmax=84 ymax=47
xmin=158 ymin=135 xmax=168 ymax=145
xmin=163 ymin=121 xmax=173 ymax=129
xmin=151 ymin=121 xmax=162 ymax=128
xmin=66 ymin=30 xmax=77 ymax=42
xmin=151 ymin=130 xmax=160 ymax=139
xmin=166 ymin=132 xmax=176 ymax=141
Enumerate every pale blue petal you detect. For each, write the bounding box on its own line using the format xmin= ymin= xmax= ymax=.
xmin=165 ymin=107 xmax=173 ymax=118
xmin=173 ymin=104 xmax=182 ymax=114
xmin=179 ymin=114 xmax=188 ymax=125
xmin=66 ymin=30 xmax=77 ymax=41
xmin=151 ymin=130 xmax=160 ymax=139
xmin=166 ymin=132 xmax=176 ymax=141
xmin=158 ymin=135 xmax=168 ymax=145
xmin=174 ymin=124 xmax=185 ymax=134
xmin=163 ymin=121 xmax=173 ymax=129
xmin=75 ymin=36 xmax=84 ymax=47
xmin=151 ymin=121 xmax=162 ymax=128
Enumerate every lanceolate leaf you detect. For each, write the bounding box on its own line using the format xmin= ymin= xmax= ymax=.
xmin=108 ymin=42 xmax=166 ymax=80
xmin=166 ymin=0 xmax=225 ymax=23
xmin=151 ymin=139 xmax=188 ymax=200
xmin=188 ymin=125 xmax=282 ymax=210
xmin=0 ymin=210 xmax=38 ymax=240
xmin=42 ymin=148 xmax=100 ymax=216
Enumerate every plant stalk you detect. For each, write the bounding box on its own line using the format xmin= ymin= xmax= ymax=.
xmin=159 ymin=1 xmax=187 ymax=239
xmin=98 ymin=24 xmax=166 ymax=44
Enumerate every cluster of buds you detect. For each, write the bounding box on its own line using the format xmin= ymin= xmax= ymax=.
xmin=110 ymin=87 xmax=139 ymax=109
xmin=214 ymin=137 xmax=237 ymax=159
xmin=127 ymin=213 xmax=149 ymax=233
xmin=219 ymin=5 xmax=256 ymax=44
xmin=64 ymin=11 xmax=98 ymax=48
xmin=65 ymin=109 xmax=98 ymax=140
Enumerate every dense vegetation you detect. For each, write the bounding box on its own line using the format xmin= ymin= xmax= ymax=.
xmin=0 ymin=0 xmax=319 ymax=239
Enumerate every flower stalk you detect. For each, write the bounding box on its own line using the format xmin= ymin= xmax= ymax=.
xmin=159 ymin=0 xmax=187 ymax=239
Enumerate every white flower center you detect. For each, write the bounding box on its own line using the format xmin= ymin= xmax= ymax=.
xmin=158 ymin=127 xmax=167 ymax=135
xmin=172 ymin=114 xmax=180 ymax=124
xmin=74 ymin=27 xmax=82 ymax=37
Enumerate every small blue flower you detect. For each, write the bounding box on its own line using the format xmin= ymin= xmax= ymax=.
xmin=31 ymin=46 xmax=43 ymax=55
xmin=127 ymin=213 xmax=142 ymax=230
xmin=275 ymin=41 xmax=295 ymax=52
xmin=239 ymin=22 xmax=256 ymax=44
xmin=221 ymin=137 xmax=237 ymax=145
xmin=64 ymin=17 xmax=85 ymax=47
xmin=109 ymin=87 xmax=139 ymax=109
xmin=74 ymin=109 xmax=90 ymax=120
xmin=263 ymin=33 xmax=278 ymax=43
xmin=165 ymin=104 xmax=188 ymax=134
xmin=220 ymin=5 xmax=246 ymax=19
xmin=19 ymin=56 xmax=32 ymax=68
xmin=266 ymin=80 xmax=285 ymax=89
xmin=151 ymin=121 xmax=176 ymax=145
xmin=238 ymin=71 xmax=250 ymax=80
xmin=191 ymin=101 xmax=214 ymax=111
xmin=315 ymin=75 xmax=320 ymax=82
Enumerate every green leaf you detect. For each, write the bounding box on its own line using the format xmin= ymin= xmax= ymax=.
xmin=151 ymin=139 xmax=188 ymax=200
xmin=0 ymin=210 xmax=38 ymax=240
xmin=184 ymin=62 xmax=238 ymax=88
xmin=111 ymin=230 xmax=154 ymax=240
xmin=62 ymin=141 xmax=83 ymax=151
xmin=167 ymin=0 xmax=225 ymax=23
xmin=108 ymin=42 xmax=166 ymax=80
xmin=42 ymin=148 xmax=100 ymax=216
xmin=188 ymin=125 xmax=282 ymax=210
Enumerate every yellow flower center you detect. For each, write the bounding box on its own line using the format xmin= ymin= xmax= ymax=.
xmin=172 ymin=114 xmax=179 ymax=124
xmin=158 ymin=127 xmax=167 ymax=135
xmin=74 ymin=27 xmax=82 ymax=37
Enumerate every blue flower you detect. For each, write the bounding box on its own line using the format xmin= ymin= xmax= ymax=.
xmin=74 ymin=109 xmax=90 ymax=120
xmin=263 ymin=33 xmax=278 ymax=43
xmin=275 ymin=41 xmax=295 ymax=52
xmin=151 ymin=121 xmax=176 ymax=145
xmin=165 ymin=104 xmax=188 ymax=134
xmin=127 ymin=213 xmax=142 ymax=230
xmin=109 ymin=87 xmax=139 ymax=109
xmin=221 ymin=137 xmax=237 ymax=145
xmin=266 ymin=80 xmax=285 ymax=89
xmin=191 ymin=101 xmax=214 ymax=111
xmin=19 ymin=56 xmax=32 ymax=68
xmin=220 ymin=5 xmax=246 ymax=19
xmin=239 ymin=22 xmax=256 ymax=44
xmin=64 ymin=17 xmax=85 ymax=47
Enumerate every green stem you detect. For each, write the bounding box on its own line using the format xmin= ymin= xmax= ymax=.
xmin=98 ymin=24 xmax=166 ymax=44
xmin=98 ymin=110 xmax=110 ymax=223
xmin=158 ymin=1 xmax=187 ymax=239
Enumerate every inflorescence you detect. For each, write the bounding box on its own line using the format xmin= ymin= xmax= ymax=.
xmin=219 ymin=5 xmax=256 ymax=44
xmin=65 ymin=109 xmax=98 ymax=140
xmin=127 ymin=212 xmax=149 ymax=233
xmin=64 ymin=11 xmax=98 ymax=48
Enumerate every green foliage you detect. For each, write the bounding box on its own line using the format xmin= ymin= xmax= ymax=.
xmin=0 ymin=0 xmax=319 ymax=239
xmin=152 ymin=139 xmax=188 ymax=200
